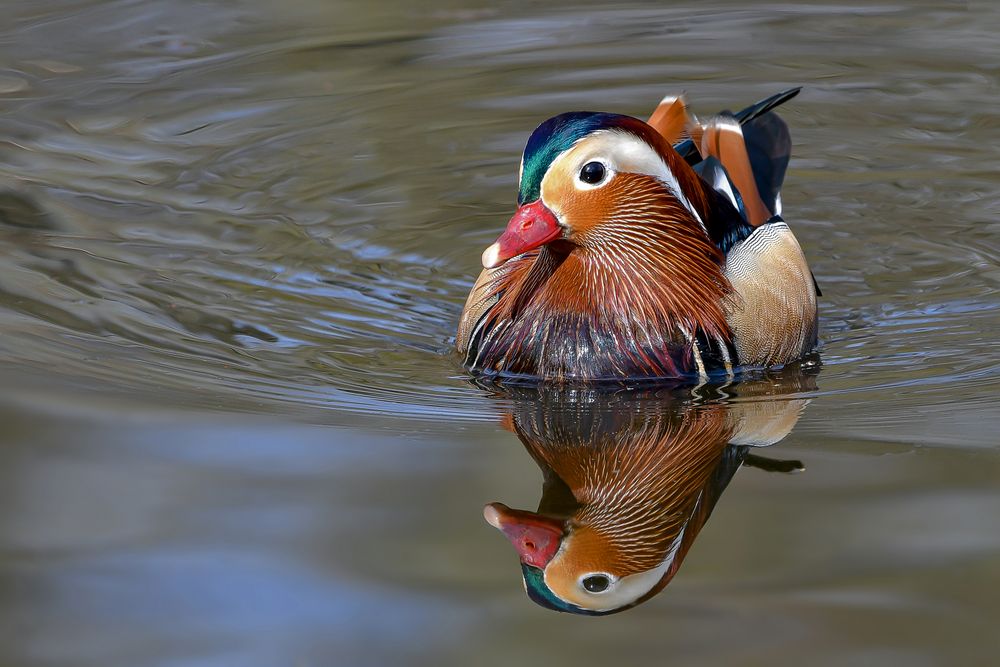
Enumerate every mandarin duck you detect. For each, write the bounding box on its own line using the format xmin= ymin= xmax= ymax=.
xmin=457 ymin=89 xmax=818 ymax=381
xmin=484 ymin=376 xmax=815 ymax=614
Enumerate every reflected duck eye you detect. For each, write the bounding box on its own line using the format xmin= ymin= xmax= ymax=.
xmin=582 ymin=574 xmax=611 ymax=593
xmin=579 ymin=161 xmax=606 ymax=185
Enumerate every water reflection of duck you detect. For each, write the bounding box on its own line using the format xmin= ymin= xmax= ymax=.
xmin=484 ymin=371 xmax=816 ymax=615
xmin=457 ymin=89 xmax=819 ymax=381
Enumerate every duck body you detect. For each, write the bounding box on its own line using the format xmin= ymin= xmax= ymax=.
xmin=457 ymin=89 xmax=818 ymax=382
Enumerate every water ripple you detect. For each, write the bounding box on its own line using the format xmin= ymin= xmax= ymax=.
xmin=0 ymin=1 xmax=997 ymax=429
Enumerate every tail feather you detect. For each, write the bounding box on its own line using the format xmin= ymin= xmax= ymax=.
xmin=733 ymin=87 xmax=801 ymax=124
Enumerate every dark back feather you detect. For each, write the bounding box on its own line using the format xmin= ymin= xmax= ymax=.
xmin=693 ymin=156 xmax=755 ymax=253
xmin=742 ymin=111 xmax=792 ymax=215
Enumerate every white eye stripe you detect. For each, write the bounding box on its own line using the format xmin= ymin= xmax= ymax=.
xmin=545 ymin=129 xmax=705 ymax=230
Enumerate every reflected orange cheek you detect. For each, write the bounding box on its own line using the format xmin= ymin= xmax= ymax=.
xmin=543 ymin=527 xmax=626 ymax=601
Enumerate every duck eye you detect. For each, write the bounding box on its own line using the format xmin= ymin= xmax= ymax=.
xmin=582 ymin=574 xmax=611 ymax=593
xmin=579 ymin=161 xmax=606 ymax=185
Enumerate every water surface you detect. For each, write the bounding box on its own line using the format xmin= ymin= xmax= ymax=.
xmin=1 ymin=1 xmax=998 ymax=665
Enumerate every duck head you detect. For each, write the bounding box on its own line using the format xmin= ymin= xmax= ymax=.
xmin=484 ymin=498 xmax=695 ymax=616
xmin=482 ymin=112 xmax=713 ymax=270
